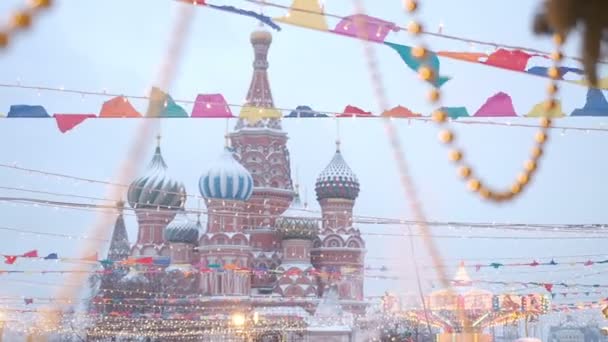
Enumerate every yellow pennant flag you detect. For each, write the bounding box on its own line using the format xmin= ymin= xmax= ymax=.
xmin=239 ymin=105 xmax=282 ymax=123
xmin=525 ymin=100 xmax=565 ymax=118
xmin=274 ymin=0 xmax=329 ymax=31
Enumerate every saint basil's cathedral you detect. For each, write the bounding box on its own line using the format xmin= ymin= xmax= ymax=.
xmin=89 ymin=28 xmax=366 ymax=341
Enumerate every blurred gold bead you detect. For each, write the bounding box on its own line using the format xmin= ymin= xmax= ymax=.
xmin=428 ymin=88 xmax=441 ymax=102
xmin=412 ymin=46 xmax=426 ymax=59
xmin=479 ymin=187 xmax=491 ymax=199
xmin=404 ymin=0 xmax=418 ymax=12
xmin=517 ymin=172 xmax=529 ymax=186
xmin=531 ymin=146 xmax=543 ymax=159
xmin=553 ymin=34 xmax=564 ymax=45
xmin=458 ymin=166 xmax=471 ymax=178
xmin=535 ymin=131 xmax=547 ymax=143
xmin=448 ymin=150 xmax=462 ymax=162
xmin=510 ymin=183 xmax=521 ymax=194
xmin=438 ymin=130 xmax=453 ymax=144
xmin=543 ymin=99 xmax=557 ymax=111
xmin=551 ymin=51 xmax=563 ymax=61
xmin=548 ymin=67 xmax=560 ymax=79
xmin=432 ymin=110 xmax=447 ymax=123
xmin=0 ymin=32 xmax=8 ymax=48
xmin=419 ymin=66 xmax=434 ymax=81
xmin=496 ymin=191 xmax=514 ymax=202
xmin=468 ymin=179 xmax=481 ymax=192
xmin=539 ymin=117 xmax=551 ymax=128
xmin=12 ymin=11 xmax=32 ymax=29
xmin=547 ymin=83 xmax=558 ymax=95
xmin=524 ymin=160 xmax=536 ymax=172
xmin=29 ymin=0 xmax=51 ymax=9
xmin=407 ymin=21 xmax=422 ymax=35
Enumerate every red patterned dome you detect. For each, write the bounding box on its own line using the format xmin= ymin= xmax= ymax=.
xmin=315 ymin=143 xmax=360 ymax=201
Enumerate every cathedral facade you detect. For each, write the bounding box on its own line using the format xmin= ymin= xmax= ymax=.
xmin=89 ymin=28 xmax=366 ymax=341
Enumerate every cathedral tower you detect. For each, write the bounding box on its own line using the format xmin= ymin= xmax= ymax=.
xmin=229 ymin=29 xmax=294 ymax=291
xmin=311 ymin=141 xmax=365 ymax=309
xmin=198 ymin=146 xmax=254 ymax=295
xmin=127 ymin=138 xmax=185 ymax=256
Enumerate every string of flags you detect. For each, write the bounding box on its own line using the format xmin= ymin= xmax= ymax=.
xmin=2 ymin=85 xmax=608 ymax=134
xmin=179 ymin=0 xmax=608 ymax=88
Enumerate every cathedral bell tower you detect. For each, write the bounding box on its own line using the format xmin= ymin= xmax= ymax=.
xmin=229 ymin=29 xmax=295 ymax=291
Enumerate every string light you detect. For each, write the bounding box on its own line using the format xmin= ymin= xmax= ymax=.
xmin=3 ymin=83 xmax=608 ymax=133
xmin=3 ymin=178 xmax=607 ymax=233
xmin=241 ymin=0 xmax=608 ymax=65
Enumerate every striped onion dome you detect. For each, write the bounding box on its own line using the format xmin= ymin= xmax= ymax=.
xmin=164 ymin=209 xmax=199 ymax=244
xmin=276 ymin=190 xmax=318 ymax=240
xmin=315 ymin=143 xmax=360 ymax=201
xmin=127 ymin=145 xmax=186 ymax=210
xmin=199 ymin=147 xmax=253 ymax=201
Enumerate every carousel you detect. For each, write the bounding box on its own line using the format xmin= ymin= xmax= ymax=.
xmin=391 ymin=263 xmax=550 ymax=342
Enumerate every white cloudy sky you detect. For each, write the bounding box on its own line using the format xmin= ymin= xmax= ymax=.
xmin=0 ymin=0 xmax=607 ymax=334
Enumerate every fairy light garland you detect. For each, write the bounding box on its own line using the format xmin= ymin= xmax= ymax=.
xmin=404 ymin=0 xmax=564 ymax=202
xmin=0 ymin=0 xmax=52 ymax=49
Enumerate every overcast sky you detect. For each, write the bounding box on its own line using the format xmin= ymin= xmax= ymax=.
xmin=0 ymin=0 xmax=607 ymax=335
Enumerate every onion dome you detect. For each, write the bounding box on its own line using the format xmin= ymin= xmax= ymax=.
xmin=164 ymin=209 xmax=199 ymax=244
xmin=127 ymin=142 xmax=186 ymax=210
xmin=199 ymin=147 xmax=254 ymax=201
xmin=251 ymin=29 xmax=272 ymax=44
xmin=315 ymin=142 xmax=360 ymax=201
xmin=276 ymin=188 xmax=318 ymax=240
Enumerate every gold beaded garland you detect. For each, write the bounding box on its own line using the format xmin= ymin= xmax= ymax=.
xmin=432 ymin=110 xmax=447 ymax=123
xmin=458 ymin=166 xmax=471 ymax=178
xmin=438 ymin=130 xmax=453 ymax=143
xmin=467 ymin=179 xmax=481 ymax=192
xmin=0 ymin=0 xmax=52 ymax=50
xmin=448 ymin=150 xmax=462 ymax=162
xmin=403 ymin=8 xmax=562 ymax=202
xmin=404 ymin=0 xmax=418 ymax=12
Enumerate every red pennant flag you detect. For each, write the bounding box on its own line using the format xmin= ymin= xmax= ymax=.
xmin=4 ymin=256 xmax=17 ymax=264
xmin=53 ymin=114 xmax=96 ymax=133
xmin=544 ymin=283 xmax=554 ymax=292
xmin=135 ymin=257 xmax=153 ymax=265
xmin=22 ymin=250 xmax=38 ymax=258
xmin=530 ymin=260 xmax=540 ymax=267
xmin=338 ymin=105 xmax=374 ymax=117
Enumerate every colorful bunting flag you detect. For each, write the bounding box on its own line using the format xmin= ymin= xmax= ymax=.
xmin=4 ymin=256 xmax=17 ymax=264
xmin=22 ymin=250 xmax=38 ymax=258
xmin=339 ymin=105 xmax=373 ymax=117
xmin=99 ymin=97 xmax=141 ymax=118
xmin=385 ymin=42 xmax=451 ymax=87
xmin=332 ymin=14 xmax=397 ymax=42
xmin=191 ymin=94 xmax=233 ymax=118
xmin=381 ymin=105 xmax=420 ymax=118
xmin=53 ymin=114 xmax=96 ymax=133
xmin=207 ymin=4 xmax=281 ymax=31
xmin=274 ymin=0 xmax=328 ymax=31
xmin=525 ymin=100 xmax=565 ymax=118
xmin=7 ymin=105 xmax=49 ymax=118
xmin=43 ymin=253 xmax=58 ymax=260
xmin=474 ymin=92 xmax=517 ymax=117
